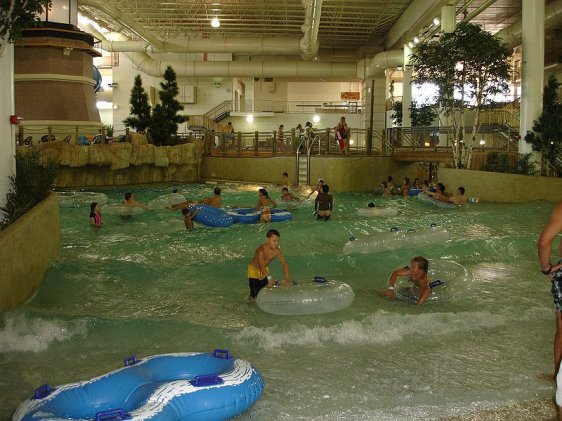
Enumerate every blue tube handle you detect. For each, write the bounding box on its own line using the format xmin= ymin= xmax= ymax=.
xmin=34 ymin=384 xmax=51 ymax=399
xmin=95 ymin=409 xmax=131 ymax=421
xmin=190 ymin=374 xmax=224 ymax=387
xmin=213 ymin=349 xmax=231 ymax=359
xmin=123 ymin=355 xmax=138 ymax=366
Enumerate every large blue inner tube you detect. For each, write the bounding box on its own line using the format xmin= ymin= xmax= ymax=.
xmin=14 ymin=352 xmax=265 ymax=421
xmin=192 ymin=204 xmax=234 ymax=227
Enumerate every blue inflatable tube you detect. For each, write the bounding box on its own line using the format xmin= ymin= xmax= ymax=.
xmin=13 ymin=350 xmax=265 ymax=421
xmin=192 ymin=204 xmax=234 ymax=227
xmin=227 ymin=207 xmax=292 ymax=224
xmin=408 ymin=188 xmax=422 ymax=196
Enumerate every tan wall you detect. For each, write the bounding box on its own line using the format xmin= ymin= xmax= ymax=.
xmin=0 ymin=193 xmax=61 ymax=310
xmin=202 ymin=156 xmax=419 ymax=192
xmin=438 ymin=168 xmax=562 ymax=202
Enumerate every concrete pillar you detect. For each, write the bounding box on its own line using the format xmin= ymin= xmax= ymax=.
xmin=0 ymin=44 xmax=16 ymax=210
xmin=441 ymin=5 xmax=456 ymax=33
xmin=402 ymin=44 xmax=413 ymax=128
xmin=520 ymin=0 xmax=544 ymax=153
xmin=373 ymin=76 xmax=387 ymax=152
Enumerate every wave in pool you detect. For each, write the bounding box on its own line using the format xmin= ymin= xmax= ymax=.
xmin=0 ymin=313 xmax=88 ymax=353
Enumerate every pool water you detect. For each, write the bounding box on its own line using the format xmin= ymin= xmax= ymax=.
xmin=0 ymin=183 xmax=557 ymax=420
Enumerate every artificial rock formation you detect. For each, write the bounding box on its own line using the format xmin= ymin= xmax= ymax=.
xmin=21 ymin=137 xmax=204 ymax=187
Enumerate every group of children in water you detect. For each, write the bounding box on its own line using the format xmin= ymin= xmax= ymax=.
xmin=381 ymin=175 xmax=467 ymax=205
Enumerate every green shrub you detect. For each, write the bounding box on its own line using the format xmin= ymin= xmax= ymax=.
xmin=0 ymin=148 xmax=58 ymax=230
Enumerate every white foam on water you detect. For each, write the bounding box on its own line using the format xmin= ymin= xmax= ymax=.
xmin=0 ymin=313 xmax=88 ymax=353
xmin=234 ymin=308 xmax=545 ymax=351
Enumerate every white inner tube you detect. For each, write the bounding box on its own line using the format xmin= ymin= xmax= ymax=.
xmin=343 ymin=225 xmax=449 ymax=255
xmin=147 ymin=193 xmax=186 ymax=210
xmin=256 ymin=279 xmax=354 ymax=315
xmin=356 ymin=207 xmax=398 ymax=217
xmin=395 ymin=259 xmax=473 ymax=303
xmin=102 ymin=204 xmax=145 ymax=217
xmin=417 ymin=192 xmax=455 ymax=209
xmin=57 ymin=191 xmax=108 ymax=208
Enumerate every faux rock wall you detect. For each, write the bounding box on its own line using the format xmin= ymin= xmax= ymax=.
xmin=20 ymin=134 xmax=204 ymax=187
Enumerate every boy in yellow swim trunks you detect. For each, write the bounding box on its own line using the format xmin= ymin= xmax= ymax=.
xmin=247 ymin=229 xmax=290 ymax=300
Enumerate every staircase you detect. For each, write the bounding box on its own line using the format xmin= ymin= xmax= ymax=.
xmin=296 ymin=153 xmax=309 ymax=186
xmin=295 ymin=135 xmax=320 ymax=186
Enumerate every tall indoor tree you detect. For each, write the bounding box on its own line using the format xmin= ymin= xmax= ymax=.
xmin=149 ymin=66 xmax=188 ymax=145
xmin=123 ymin=74 xmax=152 ymax=134
xmin=410 ymin=22 xmax=512 ymax=168
xmin=525 ymin=76 xmax=562 ymax=175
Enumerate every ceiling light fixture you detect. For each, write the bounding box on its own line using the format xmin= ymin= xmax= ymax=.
xmin=433 ymin=17 xmax=440 ymax=26
xmin=211 ymin=17 xmax=220 ymax=28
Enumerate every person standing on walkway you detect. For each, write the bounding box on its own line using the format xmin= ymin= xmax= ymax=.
xmin=538 ymin=203 xmax=562 ymax=419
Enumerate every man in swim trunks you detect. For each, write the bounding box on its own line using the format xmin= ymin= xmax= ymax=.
xmin=448 ymin=186 xmax=467 ymax=205
xmin=200 ymin=187 xmax=222 ymax=208
xmin=384 ymin=256 xmax=431 ymax=306
xmin=538 ymin=203 xmax=562 ymax=394
xmin=167 ymin=187 xmax=222 ymax=210
xmin=247 ymin=229 xmax=290 ymax=300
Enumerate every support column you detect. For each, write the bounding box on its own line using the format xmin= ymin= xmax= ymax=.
xmin=0 ymin=44 xmax=16 ymax=210
xmin=520 ymin=0 xmax=544 ymax=154
xmin=373 ymin=77 xmax=387 ymax=153
xmin=402 ymin=44 xmax=413 ymax=128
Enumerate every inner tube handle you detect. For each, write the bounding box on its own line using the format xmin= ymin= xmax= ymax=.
xmin=123 ymin=355 xmax=139 ymax=366
xmin=95 ymin=409 xmax=131 ymax=421
xmin=213 ymin=349 xmax=231 ymax=359
xmin=34 ymin=384 xmax=51 ymax=399
xmin=391 ymin=226 xmax=399 ymax=232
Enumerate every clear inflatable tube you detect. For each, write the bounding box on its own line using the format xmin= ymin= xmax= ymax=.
xmin=343 ymin=225 xmax=449 ymax=255
xmin=417 ymin=191 xmax=455 ymax=209
xmin=356 ymin=207 xmax=398 ymax=217
xmin=395 ymin=259 xmax=473 ymax=303
xmin=256 ymin=278 xmax=355 ymax=315
xmin=102 ymin=204 xmax=145 ymax=217
xmin=57 ymin=191 xmax=108 ymax=208
xmin=147 ymin=193 xmax=186 ymax=210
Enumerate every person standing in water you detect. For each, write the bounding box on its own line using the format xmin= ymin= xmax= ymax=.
xmin=247 ymin=229 xmax=290 ymax=300
xmin=89 ymin=202 xmax=103 ymax=227
xmin=256 ymin=188 xmax=273 ymax=224
xmin=124 ymin=192 xmax=151 ymax=210
xmin=182 ymin=206 xmax=201 ymax=230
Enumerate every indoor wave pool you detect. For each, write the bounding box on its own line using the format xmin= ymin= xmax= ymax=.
xmin=0 ymin=182 xmax=557 ymax=420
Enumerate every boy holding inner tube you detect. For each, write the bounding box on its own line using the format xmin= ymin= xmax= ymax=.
xmin=247 ymin=229 xmax=290 ymax=300
xmin=385 ymin=256 xmax=431 ymax=306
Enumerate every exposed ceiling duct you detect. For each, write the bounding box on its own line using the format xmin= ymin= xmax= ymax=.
xmin=300 ymin=0 xmax=323 ymax=60
xmin=79 ymin=0 xmax=163 ymax=51
xmin=79 ymin=0 xmax=320 ymax=57
xmin=496 ymin=0 xmax=562 ymax=47
xmin=127 ymin=51 xmax=358 ymax=79
xmin=365 ymin=50 xmax=404 ymax=78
